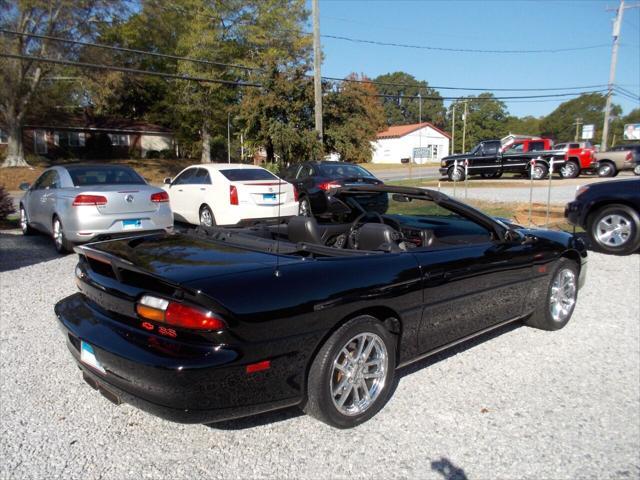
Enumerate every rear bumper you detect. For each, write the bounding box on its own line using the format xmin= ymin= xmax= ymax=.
xmin=54 ymin=293 xmax=308 ymax=424
xmin=64 ymin=204 xmax=174 ymax=243
xmin=216 ymin=202 xmax=299 ymax=226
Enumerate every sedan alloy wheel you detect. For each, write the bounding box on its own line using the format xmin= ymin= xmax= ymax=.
xmin=330 ymin=332 xmax=388 ymax=416
xmin=549 ymin=268 xmax=577 ymax=323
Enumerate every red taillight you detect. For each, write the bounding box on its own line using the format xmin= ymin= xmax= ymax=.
xmin=165 ymin=303 xmax=225 ymax=330
xmin=72 ymin=194 xmax=107 ymax=206
xmin=318 ymin=181 xmax=340 ymax=191
xmin=229 ymin=185 xmax=239 ymax=205
xmin=136 ymin=295 xmax=225 ymax=331
xmin=151 ymin=191 xmax=169 ymax=203
xmin=293 ymin=186 xmax=299 ymax=202
xmin=625 ymin=152 xmax=633 ymax=162
xmin=246 ymin=360 xmax=271 ymax=374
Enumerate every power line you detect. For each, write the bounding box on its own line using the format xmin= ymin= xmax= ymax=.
xmin=328 ymin=75 xmax=609 ymax=92
xmin=0 ymin=28 xmax=259 ymax=71
xmin=1 ymin=52 xmax=606 ymax=102
xmin=321 ymin=34 xmax=611 ymax=54
xmin=2 ymin=29 xmax=613 ymax=94
xmin=0 ymin=53 xmax=262 ymax=87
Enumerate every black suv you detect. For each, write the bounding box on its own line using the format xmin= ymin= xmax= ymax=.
xmin=282 ymin=161 xmax=385 ymax=216
xmin=565 ymin=178 xmax=640 ymax=255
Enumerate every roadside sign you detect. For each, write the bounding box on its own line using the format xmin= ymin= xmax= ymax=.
xmin=581 ymin=124 xmax=594 ymax=140
xmin=623 ymin=123 xmax=640 ymax=140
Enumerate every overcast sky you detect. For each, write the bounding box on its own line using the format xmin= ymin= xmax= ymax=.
xmin=313 ymin=0 xmax=640 ymax=118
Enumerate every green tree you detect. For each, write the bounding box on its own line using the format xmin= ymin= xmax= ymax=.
xmin=539 ymin=93 xmax=621 ymax=144
xmin=324 ymin=74 xmax=386 ymax=163
xmin=449 ymin=93 xmax=508 ymax=152
xmin=238 ymin=0 xmax=318 ymax=164
xmin=373 ymin=72 xmax=445 ymax=127
xmin=0 ymin=0 xmax=126 ymax=167
xmin=504 ymin=115 xmax=542 ymax=137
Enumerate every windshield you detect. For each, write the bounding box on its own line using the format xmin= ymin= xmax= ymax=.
xmin=67 ymin=166 xmax=146 ymax=186
xmin=318 ymin=164 xmax=375 ymax=179
xmin=219 ymin=168 xmax=278 ymax=181
xmin=469 ymin=143 xmax=482 ymax=155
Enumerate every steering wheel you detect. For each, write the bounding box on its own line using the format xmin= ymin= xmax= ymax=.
xmin=344 ymin=211 xmax=385 ymax=249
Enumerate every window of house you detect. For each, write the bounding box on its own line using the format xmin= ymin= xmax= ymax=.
xmin=34 ymin=130 xmax=47 ymax=154
xmin=108 ymin=133 xmax=130 ymax=146
xmin=0 ymin=128 xmax=8 ymax=144
xmin=54 ymin=131 xmax=86 ymax=147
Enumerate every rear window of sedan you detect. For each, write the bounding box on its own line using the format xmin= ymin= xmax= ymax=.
xmin=318 ymin=164 xmax=375 ymax=179
xmin=67 ymin=166 xmax=146 ymax=186
xmin=219 ymin=168 xmax=278 ymax=181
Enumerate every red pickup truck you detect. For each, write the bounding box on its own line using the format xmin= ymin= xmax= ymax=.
xmin=552 ymin=142 xmax=597 ymax=178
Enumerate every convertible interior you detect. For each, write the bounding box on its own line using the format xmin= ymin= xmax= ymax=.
xmin=189 ymin=190 xmax=500 ymax=257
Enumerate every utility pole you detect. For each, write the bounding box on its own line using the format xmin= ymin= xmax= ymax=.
xmin=574 ymin=117 xmax=583 ymax=141
xmin=462 ymin=101 xmax=468 ymax=153
xmin=312 ymin=0 xmax=323 ymax=144
xmin=451 ymin=102 xmax=456 ymax=155
xmin=601 ymin=0 xmax=640 ymax=150
xmin=227 ymin=111 xmax=231 ymax=164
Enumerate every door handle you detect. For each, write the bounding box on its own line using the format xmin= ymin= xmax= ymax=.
xmin=178 ymin=189 xmax=183 ymax=192
xmin=200 ymin=188 xmax=206 ymax=191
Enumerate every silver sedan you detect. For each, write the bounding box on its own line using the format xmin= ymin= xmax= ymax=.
xmin=19 ymin=164 xmax=173 ymax=253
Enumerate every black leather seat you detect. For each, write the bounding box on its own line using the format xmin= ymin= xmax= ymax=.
xmin=288 ymin=216 xmax=323 ymax=245
xmin=356 ymin=223 xmax=401 ymax=251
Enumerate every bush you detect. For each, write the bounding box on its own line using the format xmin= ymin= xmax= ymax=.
xmin=145 ymin=150 xmax=160 ymax=159
xmin=0 ymin=185 xmax=16 ymax=221
xmin=159 ymin=149 xmax=176 ymax=159
xmin=262 ymin=162 xmax=282 ymax=175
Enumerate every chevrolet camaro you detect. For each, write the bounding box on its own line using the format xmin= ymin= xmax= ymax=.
xmin=55 ymin=185 xmax=587 ymax=428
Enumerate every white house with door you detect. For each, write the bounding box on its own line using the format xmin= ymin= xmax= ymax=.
xmin=370 ymin=122 xmax=451 ymax=164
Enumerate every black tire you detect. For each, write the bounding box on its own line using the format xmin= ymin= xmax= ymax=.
xmin=447 ymin=165 xmax=465 ymax=182
xmin=199 ymin=204 xmax=216 ymax=227
xmin=303 ymin=315 xmax=397 ymax=428
xmin=587 ymin=204 xmax=640 ymax=255
xmin=19 ymin=205 xmax=35 ymax=235
xmin=597 ymin=161 xmax=616 ymax=178
xmin=560 ymin=161 xmax=580 ymax=179
xmin=525 ymin=258 xmax=579 ymax=331
xmin=529 ymin=162 xmax=548 ymax=180
xmin=633 ymin=165 xmax=640 ymax=176
xmin=298 ymin=196 xmax=312 ymax=217
xmin=52 ymin=216 xmax=73 ymax=254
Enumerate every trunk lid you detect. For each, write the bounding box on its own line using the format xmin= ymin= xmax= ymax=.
xmin=88 ymin=233 xmax=296 ymax=284
xmin=236 ymin=180 xmax=294 ymax=206
xmin=76 ymin=184 xmax=161 ymax=215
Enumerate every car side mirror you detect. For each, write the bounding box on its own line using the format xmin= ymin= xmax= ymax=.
xmin=392 ymin=194 xmax=411 ymax=203
xmin=163 ymin=177 xmax=172 ymax=185
xmin=19 ymin=182 xmax=31 ymax=191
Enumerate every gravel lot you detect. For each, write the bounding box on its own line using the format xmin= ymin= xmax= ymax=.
xmin=1 ymin=230 xmax=639 ymax=480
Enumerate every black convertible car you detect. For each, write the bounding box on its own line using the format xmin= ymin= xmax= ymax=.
xmin=55 ymin=185 xmax=587 ymax=428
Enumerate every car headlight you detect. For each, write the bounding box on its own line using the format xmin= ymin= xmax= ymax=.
xmin=441 ymin=161 xmax=447 ymax=167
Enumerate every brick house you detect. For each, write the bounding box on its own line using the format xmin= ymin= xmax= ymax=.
xmin=0 ymin=113 xmax=174 ymax=159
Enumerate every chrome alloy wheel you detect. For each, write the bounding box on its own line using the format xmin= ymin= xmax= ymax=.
xmin=53 ymin=218 xmax=63 ymax=250
xmin=561 ymin=162 xmax=578 ymax=178
xmin=549 ymin=268 xmax=577 ymax=323
xmin=449 ymin=167 xmax=464 ymax=182
xmin=200 ymin=207 xmax=213 ymax=227
xmin=330 ymin=332 xmax=388 ymax=416
xmin=20 ymin=207 xmax=28 ymax=233
xmin=595 ymin=214 xmax=632 ymax=247
xmin=532 ymin=165 xmax=546 ymax=180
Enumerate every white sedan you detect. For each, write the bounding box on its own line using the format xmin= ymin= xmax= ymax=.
xmin=163 ymin=164 xmax=299 ymax=227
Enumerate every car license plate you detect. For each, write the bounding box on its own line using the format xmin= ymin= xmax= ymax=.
xmin=262 ymin=193 xmax=277 ymax=201
xmin=122 ymin=219 xmax=142 ymax=229
xmin=80 ymin=341 xmax=105 ymax=374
